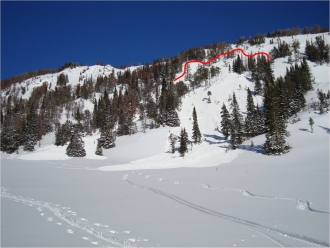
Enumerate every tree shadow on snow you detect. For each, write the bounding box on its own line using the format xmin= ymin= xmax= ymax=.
xmin=238 ymin=144 xmax=263 ymax=154
xmin=203 ymin=134 xmax=226 ymax=145
xmin=317 ymin=125 xmax=330 ymax=134
xmin=299 ymin=128 xmax=311 ymax=133
xmin=244 ymin=76 xmax=253 ymax=83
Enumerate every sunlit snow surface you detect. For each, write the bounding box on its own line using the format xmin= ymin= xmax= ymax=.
xmin=1 ymin=33 xmax=329 ymax=247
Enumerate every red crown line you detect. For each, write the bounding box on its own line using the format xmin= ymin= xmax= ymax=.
xmin=173 ymin=48 xmax=270 ymax=82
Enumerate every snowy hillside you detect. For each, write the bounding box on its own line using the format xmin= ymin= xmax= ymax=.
xmin=1 ymin=33 xmax=329 ymax=247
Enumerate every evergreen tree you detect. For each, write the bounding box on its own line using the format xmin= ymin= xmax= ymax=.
xmin=66 ymin=128 xmax=86 ymax=157
xmin=254 ymin=104 xmax=266 ymax=135
xmin=300 ymin=57 xmax=313 ymax=92
xmin=168 ymin=133 xmax=177 ymax=154
xmin=230 ymin=93 xmax=244 ymax=149
xmin=179 ymin=128 xmax=188 ymax=157
xmin=244 ymin=88 xmax=255 ymax=139
xmin=232 ymin=55 xmax=245 ymax=74
xmin=61 ymin=120 xmax=73 ymax=145
xmin=220 ymin=103 xmax=231 ymax=140
xmin=54 ymin=125 xmax=64 ymax=146
xmin=1 ymin=113 xmax=20 ymax=153
xmin=158 ymin=78 xmax=180 ymax=127
xmin=23 ymin=104 xmax=38 ymax=151
xmin=192 ymin=107 xmax=202 ymax=144
xmin=99 ymin=126 xmax=116 ymax=149
xmin=254 ymin=75 xmax=263 ymax=95
xmin=309 ymin=117 xmax=314 ymax=133
xmin=117 ymin=109 xmax=131 ymax=136
xmin=263 ymin=81 xmax=291 ymax=155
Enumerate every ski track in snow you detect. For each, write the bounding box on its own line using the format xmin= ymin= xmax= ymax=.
xmin=123 ymin=174 xmax=329 ymax=247
xmin=1 ymin=186 xmax=147 ymax=247
xmin=134 ymin=171 xmax=329 ymax=215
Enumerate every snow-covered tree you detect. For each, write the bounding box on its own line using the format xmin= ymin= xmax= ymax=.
xmin=66 ymin=128 xmax=86 ymax=157
xmin=98 ymin=126 xmax=116 ymax=149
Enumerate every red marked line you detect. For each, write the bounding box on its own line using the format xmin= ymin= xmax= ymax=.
xmin=174 ymin=48 xmax=270 ymax=82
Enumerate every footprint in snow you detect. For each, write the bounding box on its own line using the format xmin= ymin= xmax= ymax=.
xmin=128 ymin=238 xmax=136 ymax=242
xmin=91 ymin=241 xmax=98 ymax=245
xmin=158 ymin=178 xmax=163 ymax=181
xmin=94 ymin=223 xmax=101 ymax=226
xmin=82 ymin=237 xmax=90 ymax=241
xmin=124 ymin=231 xmax=130 ymax=234
xmin=80 ymin=218 xmax=87 ymax=221
xmin=203 ymin=184 xmax=210 ymax=188
xmin=47 ymin=217 xmax=53 ymax=221
xmin=67 ymin=229 xmax=74 ymax=234
xmin=57 ymin=223 xmax=62 ymax=225
xmin=40 ymin=213 xmax=44 ymax=216
xmin=109 ymin=230 xmax=117 ymax=234
xmin=145 ymin=175 xmax=150 ymax=178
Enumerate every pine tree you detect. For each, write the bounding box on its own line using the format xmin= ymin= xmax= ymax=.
xmin=66 ymin=128 xmax=86 ymax=157
xmin=54 ymin=125 xmax=64 ymax=146
xmin=192 ymin=107 xmax=202 ymax=144
xmin=168 ymin=133 xmax=177 ymax=154
xmin=23 ymin=104 xmax=38 ymax=151
xmin=254 ymin=104 xmax=265 ymax=135
xmin=1 ymin=113 xmax=20 ymax=153
xmin=230 ymin=93 xmax=244 ymax=149
xmin=179 ymin=128 xmax=188 ymax=157
xmin=263 ymin=81 xmax=291 ymax=155
xmin=309 ymin=117 xmax=314 ymax=133
xmin=245 ymin=88 xmax=255 ymax=139
xmin=99 ymin=126 xmax=116 ymax=149
xmin=254 ymin=76 xmax=263 ymax=95
xmin=300 ymin=57 xmax=313 ymax=92
xmin=220 ymin=103 xmax=231 ymax=140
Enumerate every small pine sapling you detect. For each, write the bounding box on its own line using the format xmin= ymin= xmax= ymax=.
xmin=309 ymin=117 xmax=314 ymax=133
xmin=168 ymin=133 xmax=177 ymax=154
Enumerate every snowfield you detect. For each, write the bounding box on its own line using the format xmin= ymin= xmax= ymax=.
xmin=1 ymin=33 xmax=329 ymax=247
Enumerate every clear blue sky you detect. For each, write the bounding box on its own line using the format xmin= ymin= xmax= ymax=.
xmin=1 ymin=1 xmax=329 ymax=80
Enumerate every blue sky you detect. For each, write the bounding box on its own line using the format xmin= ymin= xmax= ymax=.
xmin=1 ymin=1 xmax=329 ymax=80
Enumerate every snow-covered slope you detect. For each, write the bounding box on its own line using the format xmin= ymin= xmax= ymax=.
xmin=3 ymin=32 xmax=329 ymax=170
xmin=1 ymin=33 xmax=329 ymax=247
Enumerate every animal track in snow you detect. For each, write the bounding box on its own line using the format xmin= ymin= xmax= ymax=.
xmin=2 ymin=187 xmax=137 ymax=247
